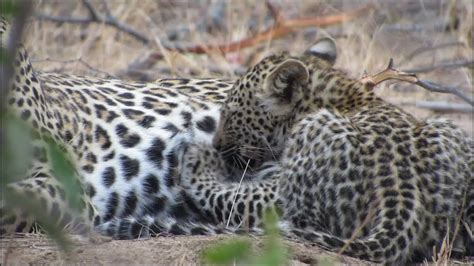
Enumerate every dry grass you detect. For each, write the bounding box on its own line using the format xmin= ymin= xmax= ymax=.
xmin=6 ymin=0 xmax=473 ymax=264
xmin=25 ymin=0 xmax=473 ymax=134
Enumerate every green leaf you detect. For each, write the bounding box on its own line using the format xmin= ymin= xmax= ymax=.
xmin=47 ymin=139 xmax=82 ymax=211
xmin=48 ymin=141 xmax=75 ymax=179
xmin=252 ymin=245 xmax=288 ymax=266
xmin=0 ymin=113 xmax=72 ymax=251
xmin=202 ymin=239 xmax=252 ymax=264
xmin=200 ymin=207 xmax=290 ymax=266
xmin=262 ymin=207 xmax=280 ymax=236
xmin=252 ymin=208 xmax=289 ymax=266
xmin=0 ymin=1 xmax=18 ymax=16
xmin=0 ymin=47 xmax=12 ymax=63
xmin=0 ymin=114 xmax=33 ymax=183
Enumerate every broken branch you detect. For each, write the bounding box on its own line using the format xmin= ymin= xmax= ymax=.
xmin=36 ymin=0 xmax=150 ymax=44
xmin=120 ymin=4 xmax=373 ymax=80
xmin=405 ymin=101 xmax=473 ymax=114
xmin=361 ymin=59 xmax=473 ymax=106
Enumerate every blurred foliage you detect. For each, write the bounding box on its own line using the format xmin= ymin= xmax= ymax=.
xmin=48 ymin=138 xmax=83 ymax=212
xmin=0 ymin=115 xmax=74 ymax=251
xmin=202 ymin=208 xmax=289 ymax=265
xmin=201 ymin=238 xmax=253 ymax=264
xmin=0 ymin=0 xmax=19 ymax=17
xmin=0 ymin=1 xmax=16 ymax=63
xmin=0 ymin=3 xmax=75 ymax=251
xmin=0 ymin=48 xmax=12 ymax=64
xmin=0 ymin=114 xmax=33 ymax=183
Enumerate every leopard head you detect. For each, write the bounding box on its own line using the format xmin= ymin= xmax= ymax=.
xmin=213 ymin=38 xmax=338 ymax=170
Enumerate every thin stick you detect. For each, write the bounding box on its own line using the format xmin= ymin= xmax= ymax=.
xmin=399 ymin=41 xmax=465 ymax=65
xmin=226 ymin=159 xmax=251 ymax=228
xmin=402 ymin=101 xmax=473 ymax=113
xmin=415 ymin=80 xmax=473 ymax=105
xmin=266 ymin=1 xmax=285 ymax=25
xmin=403 ymin=59 xmax=474 ymax=74
xmin=462 ymin=221 xmax=473 ymax=240
xmin=447 ymin=189 xmax=468 ymax=261
xmin=36 ymin=0 xmax=150 ymax=44
xmin=361 ymin=59 xmax=473 ymax=106
xmin=31 ymin=57 xmax=117 ymax=78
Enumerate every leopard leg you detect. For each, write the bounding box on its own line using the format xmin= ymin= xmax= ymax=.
xmin=0 ymin=162 xmax=98 ymax=238
xmin=179 ymin=142 xmax=280 ymax=229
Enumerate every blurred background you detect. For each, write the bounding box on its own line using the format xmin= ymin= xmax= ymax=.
xmin=24 ymin=0 xmax=473 ymax=134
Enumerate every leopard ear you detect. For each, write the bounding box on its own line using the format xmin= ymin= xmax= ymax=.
xmin=262 ymin=59 xmax=309 ymax=116
xmin=305 ymin=37 xmax=337 ymax=66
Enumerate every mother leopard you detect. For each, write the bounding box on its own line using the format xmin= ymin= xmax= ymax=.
xmin=0 ymin=17 xmax=334 ymax=240
xmin=0 ymin=17 xmax=233 ymax=239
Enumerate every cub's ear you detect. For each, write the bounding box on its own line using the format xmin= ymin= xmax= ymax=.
xmin=304 ymin=37 xmax=337 ymax=66
xmin=262 ymin=59 xmax=309 ymax=116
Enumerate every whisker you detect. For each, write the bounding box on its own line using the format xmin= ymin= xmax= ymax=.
xmin=236 ymin=153 xmax=256 ymax=171
xmin=233 ymin=155 xmax=244 ymax=170
xmin=239 ymin=145 xmax=268 ymax=151
xmin=262 ymin=138 xmax=278 ymax=161
xmin=221 ymin=145 xmax=237 ymax=158
xmin=238 ymin=150 xmax=261 ymax=161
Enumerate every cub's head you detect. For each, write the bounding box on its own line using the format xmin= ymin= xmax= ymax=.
xmin=213 ymin=38 xmax=337 ymax=170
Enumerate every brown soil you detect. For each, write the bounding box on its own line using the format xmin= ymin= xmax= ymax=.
xmin=1 ymin=234 xmax=368 ymax=265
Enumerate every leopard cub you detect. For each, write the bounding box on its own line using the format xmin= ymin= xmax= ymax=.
xmin=181 ymin=38 xmax=474 ymax=264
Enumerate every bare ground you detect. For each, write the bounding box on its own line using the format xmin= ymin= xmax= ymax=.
xmin=2 ymin=0 xmax=473 ymax=265
xmin=1 ymin=234 xmax=369 ymax=265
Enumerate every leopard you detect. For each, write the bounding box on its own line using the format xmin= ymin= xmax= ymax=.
xmin=178 ymin=38 xmax=474 ymax=264
xmin=0 ymin=17 xmax=240 ymax=240
xmin=2 ymin=14 xmax=472 ymax=263
xmin=0 ymin=17 xmax=333 ymax=240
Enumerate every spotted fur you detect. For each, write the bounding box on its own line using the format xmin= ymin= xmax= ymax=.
xmin=181 ymin=39 xmax=474 ymax=263
xmin=0 ymin=17 xmax=234 ymax=239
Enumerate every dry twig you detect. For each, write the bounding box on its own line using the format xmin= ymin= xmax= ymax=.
xmin=120 ymin=3 xmax=373 ymax=80
xmin=399 ymin=41 xmax=465 ymax=65
xmin=361 ymin=59 xmax=473 ymax=106
xmin=383 ymin=19 xmax=456 ymax=33
xmin=401 ymin=101 xmax=473 ymax=113
xmin=402 ymin=59 xmax=474 ymax=74
xmin=152 ymin=4 xmax=372 ymax=56
xmin=31 ymin=57 xmax=117 ymax=78
xmin=36 ymin=0 xmax=150 ymax=44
